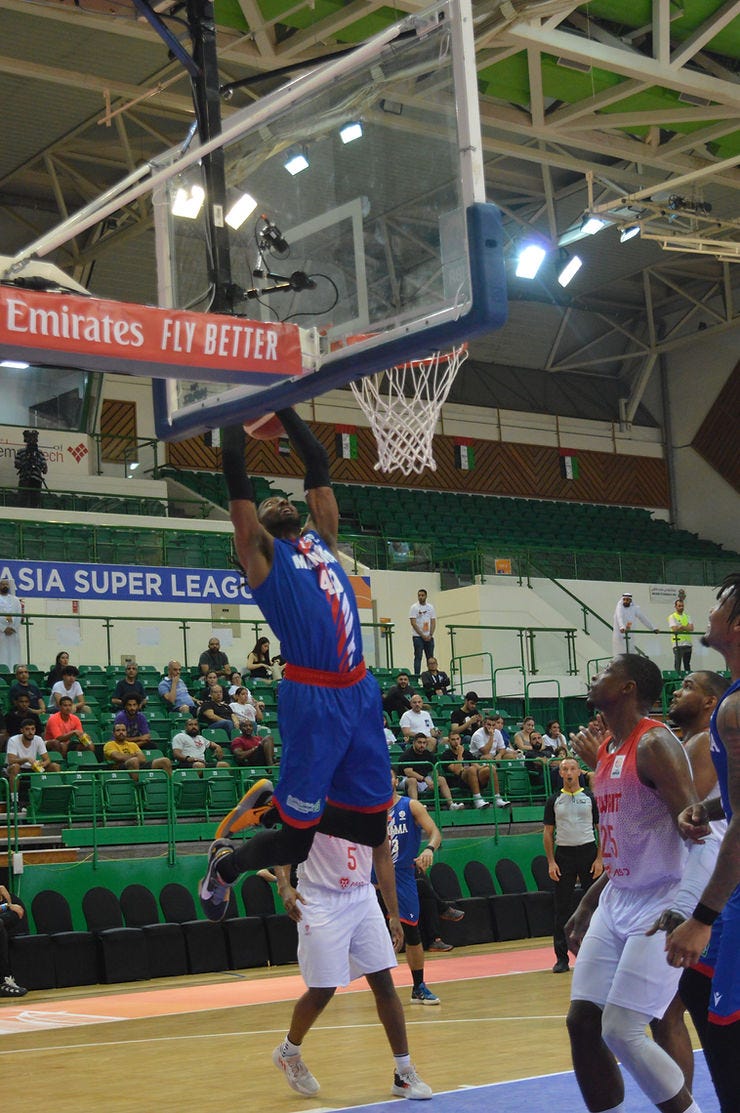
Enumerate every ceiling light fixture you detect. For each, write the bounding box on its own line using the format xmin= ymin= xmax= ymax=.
xmin=171 ymin=183 xmax=205 ymax=219
xmin=225 ymin=192 xmax=258 ymax=230
xmin=339 ymin=121 xmax=363 ymax=144
xmin=582 ymin=216 xmax=608 ymax=236
xmin=515 ymin=244 xmax=547 ymax=279
xmin=557 ymin=254 xmax=582 ymax=287
xmin=0 ymin=360 xmax=30 ymax=369
xmin=620 ymin=224 xmax=641 ymax=243
xmin=284 ymin=151 xmax=309 ymax=175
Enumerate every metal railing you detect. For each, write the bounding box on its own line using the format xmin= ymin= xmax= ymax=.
xmin=15 ymin=611 xmax=395 ymax=674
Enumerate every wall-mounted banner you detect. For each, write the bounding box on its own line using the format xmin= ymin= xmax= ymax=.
xmin=0 ymin=559 xmax=372 ymax=608
xmin=0 ymin=286 xmax=306 ymax=384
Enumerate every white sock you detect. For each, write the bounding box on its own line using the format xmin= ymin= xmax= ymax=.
xmin=281 ymin=1036 xmax=301 ymax=1057
xmin=473 ymin=792 xmax=482 ymax=800
xmin=394 ymin=1054 xmax=411 ymax=1073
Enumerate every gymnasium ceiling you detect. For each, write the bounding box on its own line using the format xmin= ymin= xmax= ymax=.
xmin=0 ymin=0 xmax=738 ymax=424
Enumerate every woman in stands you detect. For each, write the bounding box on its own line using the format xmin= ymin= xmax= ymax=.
xmin=229 ymin=686 xmax=263 ymax=726
xmin=45 ymin=651 xmax=70 ymax=689
xmin=246 ymin=636 xmax=274 ymax=680
xmin=513 ymin=716 xmax=536 ymax=755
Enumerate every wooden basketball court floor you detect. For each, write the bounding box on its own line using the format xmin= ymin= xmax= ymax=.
xmin=0 ymin=938 xmax=711 ymax=1113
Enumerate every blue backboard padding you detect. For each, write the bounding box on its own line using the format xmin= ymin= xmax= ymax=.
xmin=154 ymin=202 xmax=508 ymax=440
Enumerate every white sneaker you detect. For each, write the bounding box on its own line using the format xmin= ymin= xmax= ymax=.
xmin=474 ymin=798 xmax=490 ymax=809
xmin=448 ymin=801 xmax=465 ymax=811
xmin=272 ymin=1045 xmax=320 ymax=1095
xmin=392 ymin=1065 xmax=433 ymax=1100
xmin=495 ymin=796 xmax=510 ymax=808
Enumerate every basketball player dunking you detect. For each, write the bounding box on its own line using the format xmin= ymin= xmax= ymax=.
xmin=200 ymin=410 xmax=392 ymax=922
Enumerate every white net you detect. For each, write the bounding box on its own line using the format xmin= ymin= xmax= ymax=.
xmin=349 ymin=344 xmax=468 ymax=475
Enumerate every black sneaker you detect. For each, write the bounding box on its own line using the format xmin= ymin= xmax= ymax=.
xmin=0 ymin=975 xmax=28 ymax=997
xmin=198 ymin=839 xmax=235 ymax=921
xmin=552 ymin=959 xmax=570 ymax=973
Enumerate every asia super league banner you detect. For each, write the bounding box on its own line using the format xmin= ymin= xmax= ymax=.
xmin=0 ymin=559 xmax=372 ymax=608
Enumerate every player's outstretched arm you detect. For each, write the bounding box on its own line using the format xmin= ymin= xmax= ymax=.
xmin=410 ymin=799 xmax=441 ymax=873
xmin=276 ymin=408 xmax=338 ymax=552
xmin=220 ymin=425 xmax=273 ymax=587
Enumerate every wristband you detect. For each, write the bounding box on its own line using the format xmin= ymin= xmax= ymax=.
xmin=221 ymin=426 xmax=256 ymax=502
xmin=692 ymin=901 xmax=720 ymax=926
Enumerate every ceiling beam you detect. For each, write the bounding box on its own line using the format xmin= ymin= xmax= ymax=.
xmin=499 ymin=22 xmax=740 ymax=107
xmin=670 ymin=0 xmax=740 ymax=69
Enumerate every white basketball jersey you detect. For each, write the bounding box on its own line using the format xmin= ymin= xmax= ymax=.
xmin=297 ymin=831 xmax=373 ymax=894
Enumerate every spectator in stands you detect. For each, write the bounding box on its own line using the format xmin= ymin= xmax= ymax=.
xmin=198 ymin=635 xmax=230 ymax=678
xmin=158 ymin=660 xmax=197 ymax=713
xmin=229 ymin=686 xmax=263 ymax=727
xmin=0 ymin=709 xmax=7 ymax=754
xmin=198 ymin=669 xmax=221 ymax=701
xmin=103 ymin=721 xmax=171 ymax=780
xmin=383 ymin=712 xmax=399 ymax=750
xmin=399 ymin=693 xmax=444 ymax=752
xmin=0 ymin=884 xmax=28 ymax=997
xmin=230 ymin=718 xmax=274 ymax=769
xmin=198 ymin=684 xmax=236 ymax=739
xmin=14 ymin=428 xmax=47 ymax=509
xmin=0 ymin=575 xmax=22 ymax=672
xmin=171 ymin=718 xmax=229 ymax=769
xmin=492 ymin=713 xmax=513 ymax=747
xmin=226 ymin=669 xmax=247 ymax=697
xmin=449 ymin=692 xmax=482 ymax=745
xmin=399 ymin=733 xmax=464 ymax=811
xmin=50 ymin=665 xmax=90 ymax=714
xmin=45 ymin=695 xmax=94 ymax=760
xmin=45 ymin=650 xmax=70 ymax=689
xmin=612 ymin=589 xmax=658 ymax=655
xmin=470 ymin=715 xmax=518 ymax=761
xmin=543 ymin=720 xmax=568 ymax=753
xmin=382 ymin=672 xmax=414 ymax=718
xmin=435 ymin=733 xmax=499 ymax=809
xmin=513 ymin=715 xmax=536 ymax=754
xmin=4 ymin=692 xmax=42 ymax=738
xmin=114 ymin=695 xmax=152 ymax=749
xmin=9 ymin=664 xmax=45 ymax=713
xmin=525 ymin=730 xmax=554 ymax=787
xmin=409 ymin=588 xmax=436 ymax=676
xmin=419 ymin=657 xmax=450 ymax=700
xmin=245 ymin=636 xmax=274 ymax=680
xmin=3 ymin=718 xmax=61 ymax=793
xmin=668 ymin=598 xmax=694 ymax=674
xmin=111 ymin=661 xmax=147 ymax=710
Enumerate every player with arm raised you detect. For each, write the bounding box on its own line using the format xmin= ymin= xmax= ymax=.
xmin=200 ymin=411 xmax=392 ymax=922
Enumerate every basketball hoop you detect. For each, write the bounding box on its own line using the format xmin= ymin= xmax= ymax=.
xmin=349 ymin=344 xmax=468 ymax=475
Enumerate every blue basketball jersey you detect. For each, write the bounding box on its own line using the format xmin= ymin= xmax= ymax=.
xmin=710 ymin=677 xmax=739 ymax=822
xmin=251 ymin=529 xmax=362 ymax=672
xmin=388 ymin=796 xmax=421 ymax=870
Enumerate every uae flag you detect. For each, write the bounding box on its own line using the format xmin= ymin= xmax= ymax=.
xmin=454 ymin=437 xmax=475 ymax=470
xmin=335 ymin=425 xmax=358 ymax=459
xmin=559 ymin=450 xmax=579 ymax=480
xmin=277 ymin=437 xmax=291 ymax=456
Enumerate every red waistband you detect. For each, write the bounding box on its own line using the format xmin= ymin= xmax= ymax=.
xmin=284 ymin=660 xmax=367 ymax=688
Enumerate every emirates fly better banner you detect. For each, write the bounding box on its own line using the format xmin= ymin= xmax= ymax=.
xmin=0 ymin=286 xmax=305 ymax=383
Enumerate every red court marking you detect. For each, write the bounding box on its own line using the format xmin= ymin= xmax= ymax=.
xmin=0 ymin=946 xmax=552 ymax=1034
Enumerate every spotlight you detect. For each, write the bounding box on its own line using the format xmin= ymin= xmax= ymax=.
xmin=557 ymin=254 xmax=582 ymax=287
xmin=620 ymin=224 xmax=640 ymax=243
xmin=171 ymin=184 xmax=205 ymax=219
xmin=582 ymin=216 xmax=607 ymax=236
xmin=515 ymin=244 xmax=547 ymax=279
xmin=225 ymin=192 xmax=258 ymax=230
xmin=284 ymin=151 xmax=309 ymax=175
xmin=0 ymin=360 xmax=30 ymax=369
xmin=339 ymin=121 xmax=363 ymax=144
